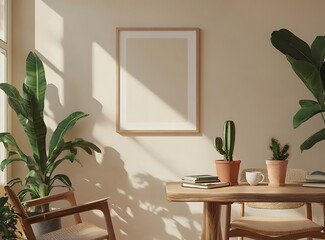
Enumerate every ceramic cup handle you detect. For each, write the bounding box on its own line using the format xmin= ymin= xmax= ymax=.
xmin=259 ymin=174 xmax=265 ymax=183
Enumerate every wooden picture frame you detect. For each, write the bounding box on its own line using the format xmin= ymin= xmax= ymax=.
xmin=116 ymin=28 xmax=200 ymax=135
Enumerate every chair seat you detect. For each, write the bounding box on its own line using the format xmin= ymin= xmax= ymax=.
xmin=246 ymin=202 xmax=304 ymax=209
xmin=231 ymin=216 xmax=323 ymax=235
xmin=38 ymin=222 xmax=108 ymax=240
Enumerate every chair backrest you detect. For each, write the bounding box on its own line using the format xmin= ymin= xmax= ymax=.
xmin=286 ymin=168 xmax=308 ymax=182
xmin=4 ymin=185 xmax=29 ymax=219
xmin=5 ymin=186 xmax=82 ymax=222
xmin=5 ymin=185 xmax=116 ymax=240
xmin=240 ymin=168 xmax=307 ymax=209
xmin=240 ymin=168 xmax=307 ymax=183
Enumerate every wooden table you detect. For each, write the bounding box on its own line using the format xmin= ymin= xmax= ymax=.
xmin=165 ymin=182 xmax=325 ymax=240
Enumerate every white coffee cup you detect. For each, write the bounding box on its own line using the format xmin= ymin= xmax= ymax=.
xmin=246 ymin=171 xmax=265 ymax=186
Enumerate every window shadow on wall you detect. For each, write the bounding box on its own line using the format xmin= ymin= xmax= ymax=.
xmin=43 ymin=81 xmax=204 ymax=238
xmin=37 ymin=1 xmax=203 ymax=239
xmin=43 ymin=83 xmax=202 ymax=239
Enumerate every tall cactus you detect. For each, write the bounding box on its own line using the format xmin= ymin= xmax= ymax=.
xmin=214 ymin=120 xmax=235 ymax=161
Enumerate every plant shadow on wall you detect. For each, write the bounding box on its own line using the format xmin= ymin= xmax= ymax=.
xmin=83 ymin=146 xmax=202 ymax=240
xmin=31 ymin=33 xmax=200 ymax=240
xmin=28 ymin=56 xmax=202 ymax=239
xmin=45 ymin=83 xmax=202 ymax=239
xmin=34 ymin=2 xmax=202 ymax=238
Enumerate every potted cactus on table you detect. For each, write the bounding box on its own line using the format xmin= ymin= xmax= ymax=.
xmin=266 ymin=138 xmax=290 ymax=186
xmin=214 ymin=120 xmax=241 ymax=185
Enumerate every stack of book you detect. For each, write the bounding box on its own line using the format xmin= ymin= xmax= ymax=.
xmin=181 ymin=174 xmax=229 ymax=189
xmin=303 ymin=171 xmax=325 ymax=188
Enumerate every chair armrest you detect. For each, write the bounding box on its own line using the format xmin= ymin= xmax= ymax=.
xmin=24 ymin=190 xmax=76 ymax=207
xmin=24 ymin=197 xmax=110 ymax=225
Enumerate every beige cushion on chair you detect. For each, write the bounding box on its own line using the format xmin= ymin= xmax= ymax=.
xmin=231 ymin=216 xmax=323 ymax=235
xmin=38 ymin=222 xmax=108 ymax=240
xmin=246 ymin=202 xmax=304 ymax=209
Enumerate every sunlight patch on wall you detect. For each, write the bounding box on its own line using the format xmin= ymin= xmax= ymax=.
xmin=95 ymin=151 xmax=104 ymax=165
xmin=162 ymin=218 xmax=182 ymax=239
xmin=35 ymin=0 xmax=64 ymax=72
xmin=92 ymin=42 xmax=115 ymax=96
xmin=92 ymin=209 xmax=104 ymax=218
xmin=0 ymin=0 xmax=5 ymax=41
xmin=163 ymin=205 xmax=203 ymax=239
xmin=91 ymin=42 xmax=116 ymax=127
xmin=43 ymin=64 xmax=65 ymax=128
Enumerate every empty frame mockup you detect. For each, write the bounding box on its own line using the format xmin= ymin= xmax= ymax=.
xmin=117 ymin=28 xmax=200 ymax=135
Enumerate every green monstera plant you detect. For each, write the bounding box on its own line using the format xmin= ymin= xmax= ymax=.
xmin=271 ymin=29 xmax=325 ymax=151
xmin=0 ymin=52 xmax=101 ymax=212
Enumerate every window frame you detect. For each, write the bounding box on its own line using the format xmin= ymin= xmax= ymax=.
xmin=0 ymin=0 xmax=11 ymax=184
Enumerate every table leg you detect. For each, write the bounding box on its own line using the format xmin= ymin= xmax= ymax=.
xmin=201 ymin=202 xmax=222 ymax=240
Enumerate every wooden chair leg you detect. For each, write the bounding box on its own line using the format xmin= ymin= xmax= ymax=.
xmin=218 ymin=220 xmax=223 ymax=240
xmin=223 ymin=204 xmax=232 ymax=240
xmin=239 ymin=203 xmax=244 ymax=240
xmin=322 ymin=203 xmax=325 ymax=240
xmin=306 ymin=203 xmax=312 ymax=240
xmin=201 ymin=203 xmax=207 ymax=240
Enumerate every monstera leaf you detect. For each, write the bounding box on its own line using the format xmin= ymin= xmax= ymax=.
xmin=271 ymin=29 xmax=325 ymax=151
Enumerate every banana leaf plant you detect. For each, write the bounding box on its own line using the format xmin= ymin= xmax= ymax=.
xmin=271 ymin=29 xmax=325 ymax=151
xmin=0 ymin=52 xmax=101 ymax=212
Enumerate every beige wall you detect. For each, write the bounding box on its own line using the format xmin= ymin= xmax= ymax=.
xmin=11 ymin=0 xmax=325 ymax=239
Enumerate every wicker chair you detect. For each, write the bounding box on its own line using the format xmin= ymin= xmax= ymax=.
xmin=5 ymin=185 xmax=116 ymax=240
xmin=224 ymin=168 xmax=325 ymax=240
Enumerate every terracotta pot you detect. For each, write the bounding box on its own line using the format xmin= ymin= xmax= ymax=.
xmin=266 ymin=159 xmax=288 ymax=186
xmin=215 ymin=160 xmax=241 ymax=185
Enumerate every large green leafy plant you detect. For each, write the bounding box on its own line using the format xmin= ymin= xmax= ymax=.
xmin=0 ymin=52 xmax=101 ymax=210
xmin=271 ymin=29 xmax=325 ymax=151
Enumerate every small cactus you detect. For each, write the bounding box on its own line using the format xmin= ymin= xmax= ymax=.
xmin=269 ymin=138 xmax=290 ymax=160
xmin=214 ymin=120 xmax=235 ymax=161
